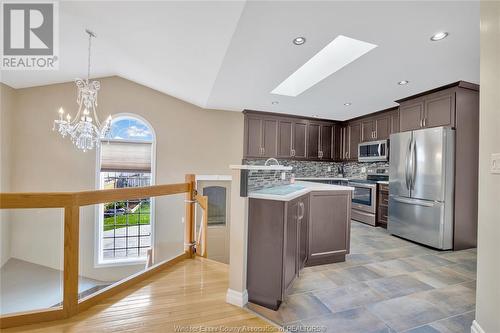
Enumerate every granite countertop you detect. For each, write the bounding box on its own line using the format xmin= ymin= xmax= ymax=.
xmin=248 ymin=181 xmax=354 ymax=202
xmin=377 ymin=181 xmax=389 ymax=185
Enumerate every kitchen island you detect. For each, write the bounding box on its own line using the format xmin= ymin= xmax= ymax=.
xmin=246 ymin=181 xmax=353 ymax=310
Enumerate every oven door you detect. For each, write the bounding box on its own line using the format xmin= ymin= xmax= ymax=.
xmin=350 ymin=183 xmax=376 ymax=214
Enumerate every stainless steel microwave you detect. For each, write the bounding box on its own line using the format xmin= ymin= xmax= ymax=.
xmin=358 ymin=140 xmax=388 ymax=162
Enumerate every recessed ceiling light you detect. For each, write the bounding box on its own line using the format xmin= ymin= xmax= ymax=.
xmin=271 ymin=101 xmax=279 ymax=105
xmin=293 ymin=37 xmax=306 ymax=45
xmin=430 ymin=32 xmax=449 ymax=41
xmin=344 ymin=102 xmax=352 ymax=106
xmin=398 ymin=80 xmax=409 ymax=85
xmin=272 ymin=35 xmax=377 ymax=97
xmin=312 ymin=114 xmax=319 ymax=118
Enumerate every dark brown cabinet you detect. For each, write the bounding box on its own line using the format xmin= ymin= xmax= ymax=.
xmin=307 ymin=123 xmax=320 ymax=160
xmin=292 ymin=120 xmax=307 ymax=159
xmin=342 ymin=122 xmax=361 ymax=161
xmin=399 ymin=89 xmax=456 ymax=132
xmin=320 ymin=124 xmax=333 ymax=160
xmin=277 ymin=119 xmax=293 ymax=158
xmin=307 ymin=122 xmax=333 ymax=160
xmin=307 ymin=190 xmax=351 ymax=266
xmin=360 ymin=110 xmax=397 ymax=142
xmin=377 ymin=183 xmax=389 ymax=229
xmin=244 ymin=115 xmax=278 ymax=158
xmin=247 ymin=194 xmax=309 ymax=310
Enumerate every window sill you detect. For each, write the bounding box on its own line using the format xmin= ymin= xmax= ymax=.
xmin=95 ymin=257 xmax=147 ymax=268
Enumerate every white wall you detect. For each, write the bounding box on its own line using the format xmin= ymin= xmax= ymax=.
xmin=474 ymin=2 xmax=500 ymax=332
xmin=0 ymin=83 xmax=15 ymax=267
xmin=2 ymin=76 xmax=243 ymax=281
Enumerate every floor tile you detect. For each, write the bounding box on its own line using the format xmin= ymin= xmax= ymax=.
xmin=365 ymin=258 xmax=421 ymax=277
xmin=411 ymin=266 xmax=471 ymax=288
xmin=289 ymin=271 xmax=337 ymax=294
xmin=438 ymin=251 xmax=477 ymax=265
xmin=271 ymin=292 xmax=332 ymax=325
xmin=404 ymin=326 xmax=441 ymax=333
xmin=446 ymin=262 xmax=477 ymax=280
xmin=410 ymin=284 xmax=476 ymax=317
xmin=301 ymin=307 xmax=393 ymax=333
xmin=313 ymin=282 xmax=386 ymax=313
xmin=460 ymin=280 xmax=476 ymax=291
xmin=429 ymin=311 xmax=475 ymax=333
xmin=367 ymin=295 xmax=448 ymax=332
xmin=322 ymin=265 xmax=383 ymax=286
xmin=366 ymin=274 xmax=434 ymax=298
xmin=401 ymin=254 xmax=455 ymax=269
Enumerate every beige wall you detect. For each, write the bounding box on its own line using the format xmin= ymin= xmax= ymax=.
xmin=2 ymin=76 xmax=243 ymax=281
xmin=0 ymin=83 xmax=16 ymax=267
xmin=475 ymin=2 xmax=500 ymax=332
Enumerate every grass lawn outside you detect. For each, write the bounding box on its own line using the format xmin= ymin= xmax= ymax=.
xmin=104 ymin=202 xmax=150 ymax=231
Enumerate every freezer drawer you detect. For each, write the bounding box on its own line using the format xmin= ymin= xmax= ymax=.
xmin=388 ymin=196 xmax=453 ymax=249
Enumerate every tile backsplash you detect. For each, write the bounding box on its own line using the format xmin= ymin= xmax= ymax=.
xmin=244 ymin=159 xmax=389 ymax=191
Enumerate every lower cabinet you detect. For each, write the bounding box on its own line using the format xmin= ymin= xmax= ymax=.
xmin=377 ymin=183 xmax=389 ymax=228
xmin=306 ymin=191 xmax=352 ymax=266
xmin=247 ymin=194 xmax=308 ymax=310
xmin=247 ymin=190 xmax=351 ymax=310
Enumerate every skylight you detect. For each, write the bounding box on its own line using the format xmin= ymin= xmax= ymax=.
xmin=271 ymin=35 xmax=377 ymax=97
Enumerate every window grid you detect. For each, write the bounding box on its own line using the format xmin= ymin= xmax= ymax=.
xmin=102 ymin=172 xmax=152 ymax=260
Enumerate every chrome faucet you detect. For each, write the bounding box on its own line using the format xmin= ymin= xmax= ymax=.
xmin=264 ymin=158 xmax=280 ymax=167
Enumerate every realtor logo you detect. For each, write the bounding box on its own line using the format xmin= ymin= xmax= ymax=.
xmin=1 ymin=1 xmax=59 ymax=70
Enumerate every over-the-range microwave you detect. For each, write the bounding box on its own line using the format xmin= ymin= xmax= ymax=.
xmin=358 ymin=140 xmax=388 ymax=162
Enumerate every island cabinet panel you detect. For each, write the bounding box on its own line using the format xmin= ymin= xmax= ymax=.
xmin=307 ymin=191 xmax=351 ymax=266
xmin=247 ymin=194 xmax=309 ymax=310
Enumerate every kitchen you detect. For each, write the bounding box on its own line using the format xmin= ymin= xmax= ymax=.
xmin=236 ymin=80 xmax=479 ymax=330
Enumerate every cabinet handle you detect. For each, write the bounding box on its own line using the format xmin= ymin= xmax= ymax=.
xmin=262 ymin=147 xmax=265 ymax=155
xmin=423 ymin=117 xmax=427 ymax=127
xmin=420 ymin=119 xmax=423 ymax=128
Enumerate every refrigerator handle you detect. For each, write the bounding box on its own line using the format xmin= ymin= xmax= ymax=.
xmin=405 ymin=139 xmax=411 ymax=190
xmin=410 ymin=138 xmax=417 ymax=190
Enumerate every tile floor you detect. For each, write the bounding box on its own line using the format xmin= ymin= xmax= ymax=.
xmin=248 ymin=221 xmax=477 ymax=333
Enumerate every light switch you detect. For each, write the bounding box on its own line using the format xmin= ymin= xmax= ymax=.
xmin=491 ymin=153 xmax=500 ymax=174
xmin=281 ymin=171 xmax=286 ymax=180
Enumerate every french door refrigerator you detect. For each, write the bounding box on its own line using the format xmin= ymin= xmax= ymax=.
xmin=388 ymin=126 xmax=455 ymax=250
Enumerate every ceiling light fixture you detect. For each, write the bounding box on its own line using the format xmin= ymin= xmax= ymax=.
xmin=344 ymin=102 xmax=352 ymax=106
xmin=272 ymin=35 xmax=377 ymax=97
xmin=293 ymin=37 xmax=306 ymax=45
xmin=271 ymin=101 xmax=279 ymax=105
xmin=430 ymin=32 xmax=449 ymax=41
xmin=53 ymin=29 xmax=111 ymax=152
xmin=398 ymin=80 xmax=409 ymax=85
xmin=312 ymin=115 xmax=319 ymax=118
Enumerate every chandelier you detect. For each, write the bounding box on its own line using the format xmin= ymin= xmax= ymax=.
xmin=53 ymin=29 xmax=111 ymax=152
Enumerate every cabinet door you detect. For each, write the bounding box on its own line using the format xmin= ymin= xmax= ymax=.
xmin=292 ymin=121 xmax=307 ymax=159
xmin=298 ymin=197 xmax=309 ymax=270
xmin=424 ymin=92 xmax=455 ymax=128
xmin=375 ymin=115 xmax=391 ymax=140
xmin=361 ymin=119 xmax=375 ymax=142
xmin=320 ymin=124 xmax=333 ymax=160
xmin=277 ymin=119 xmax=293 ymax=158
xmin=284 ymin=200 xmax=298 ymax=293
xmin=245 ymin=116 xmax=263 ymax=157
xmin=307 ymin=123 xmax=320 ymax=159
xmin=262 ymin=118 xmax=278 ymax=157
xmin=332 ymin=124 xmax=342 ymax=161
xmin=391 ymin=111 xmax=400 ymax=135
xmin=348 ymin=122 xmax=361 ymax=160
xmin=399 ymin=101 xmax=424 ymax=132
xmin=308 ymin=192 xmax=349 ymax=263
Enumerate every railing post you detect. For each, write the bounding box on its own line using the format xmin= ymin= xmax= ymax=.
xmin=63 ymin=204 xmax=79 ymax=317
xmin=184 ymin=174 xmax=195 ymax=258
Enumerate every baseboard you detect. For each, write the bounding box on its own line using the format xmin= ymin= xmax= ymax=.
xmin=471 ymin=320 xmax=485 ymax=333
xmin=226 ymin=288 xmax=248 ymax=307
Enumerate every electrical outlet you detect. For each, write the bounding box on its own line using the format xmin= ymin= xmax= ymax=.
xmin=491 ymin=153 xmax=500 ymax=174
xmin=281 ymin=171 xmax=286 ymax=180
xmin=361 ymin=167 xmax=367 ymax=173
xmin=327 ymin=166 xmax=332 ymax=172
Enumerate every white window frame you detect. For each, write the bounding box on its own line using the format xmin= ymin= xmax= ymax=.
xmin=94 ymin=114 xmax=157 ymax=267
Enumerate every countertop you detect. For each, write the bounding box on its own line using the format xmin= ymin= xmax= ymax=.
xmin=248 ymin=181 xmax=354 ymax=202
xmin=377 ymin=181 xmax=389 ymax=185
xmin=295 ymin=177 xmax=349 ymax=181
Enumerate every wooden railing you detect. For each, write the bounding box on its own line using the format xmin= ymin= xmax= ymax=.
xmin=0 ymin=174 xmax=208 ymax=329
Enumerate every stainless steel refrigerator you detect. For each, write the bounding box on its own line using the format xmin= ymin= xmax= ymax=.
xmin=388 ymin=126 xmax=455 ymax=250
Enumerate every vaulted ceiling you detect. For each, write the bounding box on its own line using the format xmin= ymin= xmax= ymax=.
xmin=1 ymin=1 xmax=479 ymax=120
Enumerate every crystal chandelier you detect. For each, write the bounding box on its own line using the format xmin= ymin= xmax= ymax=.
xmin=53 ymin=29 xmax=111 ymax=152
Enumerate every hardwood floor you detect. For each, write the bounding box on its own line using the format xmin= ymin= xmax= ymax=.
xmin=3 ymin=257 xmax=279 ymax=333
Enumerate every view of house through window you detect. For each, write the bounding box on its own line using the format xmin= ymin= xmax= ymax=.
xmin=98 ymin=116 xmax=154 ymax=262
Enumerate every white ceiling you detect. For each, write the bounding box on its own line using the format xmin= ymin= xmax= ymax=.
xmin=1 ymin=1 xmax=479 ymax=120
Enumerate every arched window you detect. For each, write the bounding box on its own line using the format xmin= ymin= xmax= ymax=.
xmin=97 ymin=115 xmax=155 ymax=264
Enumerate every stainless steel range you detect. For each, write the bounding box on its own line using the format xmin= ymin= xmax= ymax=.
xmin=348 ymin=167 xmax=388 ymax=226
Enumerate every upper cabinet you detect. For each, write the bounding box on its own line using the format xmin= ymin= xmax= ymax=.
xmin=398 ymin=85 xmax=470 ymax=132
xmin=244 ymin=115 xmax=278 ymax=158
xmin=360 ymin=108 xmax=399 ymax=142
xmin=307 ymin=121 xmax=334 ymax=160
